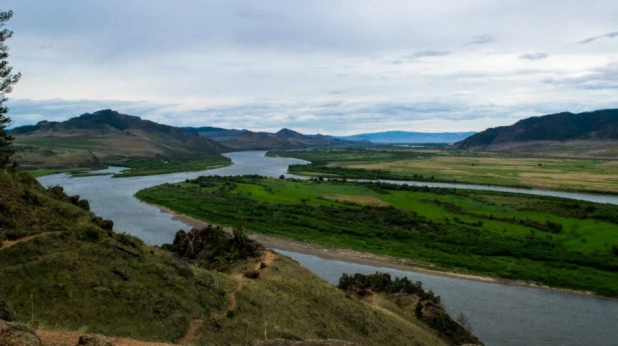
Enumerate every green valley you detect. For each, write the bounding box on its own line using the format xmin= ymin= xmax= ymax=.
xmin=136 ymin=175 xmax=618 ymax=297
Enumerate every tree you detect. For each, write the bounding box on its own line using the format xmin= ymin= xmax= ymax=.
xmin=0 ymin=9 xmax=21 ymax=169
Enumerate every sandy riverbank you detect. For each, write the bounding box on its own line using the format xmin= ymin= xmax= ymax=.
xmin=148 ymin=202 xmax=599 ymax=297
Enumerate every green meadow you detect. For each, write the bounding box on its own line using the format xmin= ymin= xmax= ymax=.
xmin=137 ymin=175 xmax=618 ymax=297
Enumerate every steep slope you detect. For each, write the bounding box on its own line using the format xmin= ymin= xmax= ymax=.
xmin=0 ymin=168 xmax=468 ymax=346
xmin=10 ymin=109 xmax=227 ymax=170
xmin=339 ymin=131 xmax=477 ymax=144
xmin=454 ymin=109 xmax=618 ymax=149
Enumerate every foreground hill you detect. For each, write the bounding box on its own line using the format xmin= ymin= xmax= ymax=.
xmin=0 ymin=167 xmax=476 ymax=345
xmin=453 ymin=109 xmax=618 ymax=157
xmin=10 ymin=109 xmax=229 ymax=173
xmin=338 ymin=131 xmax=476 ymax=144
xmin=186 ymin=126 xmax=369 ymax=150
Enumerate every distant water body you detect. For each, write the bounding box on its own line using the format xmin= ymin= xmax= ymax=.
xmin=39 ymin=151 xmax=618 ymax=346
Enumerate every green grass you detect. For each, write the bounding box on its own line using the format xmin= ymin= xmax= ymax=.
xmin=1 ymin=168 xmax=451 ymax=346
xmin=136 ymin=176 xmax=618 ymax=297
xmin=23 ymin=168 xmax=113 ymax=178
xmin=268 ymin=148 xmax=618 ymax=194
xmin=109 ymin=157 xmax=232 ymax=177
xmin=14 ymin=136 xmax=105 ymax=151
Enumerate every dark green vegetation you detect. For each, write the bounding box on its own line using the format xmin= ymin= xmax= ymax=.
xmin=110 ymin=156 xmax=231 ymax=177
xmin=1 ymin=168 xmax=459 ymax=345
xmin=0 ymin=9 xmax=21 ymax=169
xmin=268 ymin=147 xmax=618 ymax=194
xmin=137 ymin=175 xmax=618 ymax=296
xmin=10 ymin=109 xmax=229 ymax=175
xmin=339 ymin=272 xmax=481 ymax=345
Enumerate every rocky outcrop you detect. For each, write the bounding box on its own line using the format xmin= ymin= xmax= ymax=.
xmin=162 ymin=225 xmax=264 ymax=270
xmin=0 ymin=297 xmax=18 ymax=322
xmin=0 ymin=320 xmax=41 ymax=346
xmin=339 ymin=272 xmax=482 ymax=346
xmin=251 ymin=340 xmax=359 ymax=346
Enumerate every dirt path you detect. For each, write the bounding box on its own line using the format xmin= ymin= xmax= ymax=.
xmin=175 ymin=319 xmax=204 ymax=346
xmin=0 ymin=232 xmax=64 ymax=251
xmin=37 ymin=330 xmax=175 ymax=346
xmin=255 ymin=251 xmax=276 ymax=269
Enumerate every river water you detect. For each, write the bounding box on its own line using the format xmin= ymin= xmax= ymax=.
xmin=38 ymin=151 xmax=618 ymax=346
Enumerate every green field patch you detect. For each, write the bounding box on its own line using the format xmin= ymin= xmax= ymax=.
xmin=321 ymin=194 xmax=390 ymax=207
xmin=136 ymin=176 xmax=618 ymax=297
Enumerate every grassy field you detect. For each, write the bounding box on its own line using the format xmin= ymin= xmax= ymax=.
xmin=109 ymin=157 xmax=232 ymax=177
xmin=137 ymin=176 xmax=618 ymax=296
xmin=268 ymin=148 xmax=618 ymax=194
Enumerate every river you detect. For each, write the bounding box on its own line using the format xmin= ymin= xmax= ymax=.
xmin=38 ymin=151 xmax=618 ymax=346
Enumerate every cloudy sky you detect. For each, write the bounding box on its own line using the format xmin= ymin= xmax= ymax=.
xmin=4 ymin=0 xmax=618 ymax=134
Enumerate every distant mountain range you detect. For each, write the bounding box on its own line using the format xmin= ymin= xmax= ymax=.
xmin=337 ymin=131 xmax=477 ymax=144
xmin=184 ymin=126 xmax=369 ymax=150
xmin=454 ymin=109 xmax=618 ymax=149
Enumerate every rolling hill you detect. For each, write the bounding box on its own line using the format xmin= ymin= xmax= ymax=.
xmin=186 ymin=126 xmax=369 ymax=150
xmin=338 ymin=131 xmax=477 ymax=144
xmin=454 ymin=109 xmax=618 ymax=148
xmin=10 ymin=109 xmax=228 ymax=170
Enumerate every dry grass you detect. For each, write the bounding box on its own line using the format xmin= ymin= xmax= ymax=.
xmin=321 ymin=194 xmax=390 ymax=207
xmin=343 ymin=155 xmax=618 ymax=193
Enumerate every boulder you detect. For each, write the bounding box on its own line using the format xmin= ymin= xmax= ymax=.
xmin=0 ymin=320 xmax=41 ymax=346
xmin=77 ymin=334 xmax=114 ymax=346
xmin=251 ymin=340 xmax=359 ymax=346
xmin=77 ymin=200 xmax=91 ymax=212
xmin=0 ymin=297 xmax=18 ymax=322
xmin=100 ymin=220 xmax=114 ymax=231
xmin=69 ymin=195 xmax=80 ymax=205
xmin=243 ymin=269 xmax=260 ymax=279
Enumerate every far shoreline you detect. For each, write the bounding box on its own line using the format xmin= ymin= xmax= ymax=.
xmin=145 ymin=200 xmax=614 ymax=300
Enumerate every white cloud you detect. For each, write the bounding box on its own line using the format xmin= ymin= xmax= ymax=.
xmin=3 ymin=0 xmax=618 ymax=133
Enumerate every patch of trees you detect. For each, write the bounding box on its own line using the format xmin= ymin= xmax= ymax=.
xmin=520 ymin=201 xmax=618 ymax=226
xmin=339 ymin=272 xmax=434 ymax=297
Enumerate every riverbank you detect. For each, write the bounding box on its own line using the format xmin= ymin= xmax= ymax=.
xmin=149 ymin=201 xmax=604 ymax=299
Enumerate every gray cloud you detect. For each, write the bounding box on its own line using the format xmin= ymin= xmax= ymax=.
xmin=407 ymin=50 xmax=451 ymax=59
xmin=543 ymin=63 xmax=618 ymax=90
xmin=465 ymin=34 xmax=495 ymax=46
xmin=518 ymin=52 xmax=548 ymax=61
xmin=578 ymin=31 xmax=618 ymax=44
xmin=3 ymin=0 xmax=618 ymax=134
xmin=8 ymin=97 xmax=618 ymax=135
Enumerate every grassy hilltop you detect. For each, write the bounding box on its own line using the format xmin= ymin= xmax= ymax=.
xmin=0 ymin=167 xmax=475 ymax=345
xmin=10 ymin=109 xmax=232 ymax=177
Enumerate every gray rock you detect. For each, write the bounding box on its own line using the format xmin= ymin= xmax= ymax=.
xmin=0 ymin=297 xmax=18 ymax=322
xmin=0 ymin=320 xmax=41 ymax=346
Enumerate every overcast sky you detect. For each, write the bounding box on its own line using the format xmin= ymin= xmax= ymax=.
xmin=4 ymin=0 xmax=618 ymax=134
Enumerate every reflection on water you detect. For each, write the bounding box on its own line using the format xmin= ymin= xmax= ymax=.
xmin=38 ymin=151 xmax=618 ymax=346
